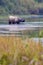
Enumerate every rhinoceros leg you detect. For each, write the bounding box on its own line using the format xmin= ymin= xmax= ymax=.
xmin=12 ymin=21 xmax=16 ymax=24
xmin=16 ymin=21 xmax=20 ymax=24
xmin=9 ymin=21 xmax=11 ymax=24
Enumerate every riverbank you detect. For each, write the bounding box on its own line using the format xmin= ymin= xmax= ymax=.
xmin=0 ymin=15 xmax=43 ymax=22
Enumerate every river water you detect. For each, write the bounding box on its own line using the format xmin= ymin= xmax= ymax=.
xmin=0 ymin=21 xmax=43 ymax=44
xmin=0 ymin=22 xmax=43 ymax=31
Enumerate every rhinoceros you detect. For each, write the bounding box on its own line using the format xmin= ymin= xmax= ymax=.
xmin=9 ymin=16 xmax=25 ymax=24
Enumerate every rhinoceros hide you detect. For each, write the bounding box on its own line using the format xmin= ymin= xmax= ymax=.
xmin=9 ymin=16 xmax=25 ymax=24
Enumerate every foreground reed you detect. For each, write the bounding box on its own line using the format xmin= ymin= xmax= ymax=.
xmin=0 ymin=36 xmax=43 ymax=65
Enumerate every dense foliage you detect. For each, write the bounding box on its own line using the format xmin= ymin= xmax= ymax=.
xmin=0 ymin=0 xmax=43 ymax=15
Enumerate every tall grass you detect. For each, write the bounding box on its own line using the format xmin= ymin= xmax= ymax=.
xmin=0 ymin=36 xmax=43 ymax=65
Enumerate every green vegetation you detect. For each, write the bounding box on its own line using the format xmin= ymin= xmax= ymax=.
xmin=0 ymin=54 xmax=11 ymax=65
xmin=39 ymin=30 xmax=43 ymax=37
xmin=0 ymin=0 xmax=43 ymax=15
